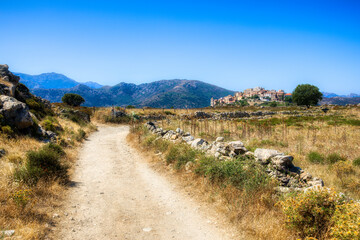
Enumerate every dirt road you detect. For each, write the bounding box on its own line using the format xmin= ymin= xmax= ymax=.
xmin=53 ymin=125 xmax=235 ymax=240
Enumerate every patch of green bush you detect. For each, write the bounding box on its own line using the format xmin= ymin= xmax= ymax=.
xmin=195 ymin=155 xmax=271 ymax=193
xmin=14 ymin=143 xmax=68 ymax=185
xmin=103 ymin=115 xmax=131 ymax=124
xmin=165 ymin=144 xmax=196 ymax=169
xmin=326 ymin=153 xmax=346 ymax=164
xmin=307 ymin=151 xmax=325 ymax=164
xmin=353 ymin=157 xmax=360 ymax=167
xmin=1 ymin=125 xmax=14 ymax=136
xmin=164 ymin=111 xmax=175 ymax=115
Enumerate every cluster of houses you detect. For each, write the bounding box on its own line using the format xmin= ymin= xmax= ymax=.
xmin=211 ymin=87 xmax=292 ymax=106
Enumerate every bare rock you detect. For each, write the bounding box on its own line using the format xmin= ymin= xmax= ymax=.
xmin=254 ymin=148 xmax=283 ymax=164
xmin=0 ymin=95 xmax=33 ymax=129
xmin=215 ymin=137 xmax=224 ymax=142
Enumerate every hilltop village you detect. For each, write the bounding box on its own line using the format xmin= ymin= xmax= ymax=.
xmin=211 ymin=87 xmax=292 ymax=106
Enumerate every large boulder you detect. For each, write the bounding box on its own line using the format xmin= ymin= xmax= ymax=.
xmin=0 ymin=64 xmax=19 ymax=97
xmin=0 ymin=95 xmax=33 ymax=129
xmin=271 ymin=155 xmax=294 ymax=170
xmin=191 ymin=138 xmax=207 ymax=148
xmin=226 ymin=141 xmax=247 ymax=155
xmin=254 ymin=148 xmax=283 ymax=164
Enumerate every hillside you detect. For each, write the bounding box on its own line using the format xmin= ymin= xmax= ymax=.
xmin=320 ymin=97 xmax=360 ymax=105
xmin=31 ymin=79 xmax=235 ymax=108
xmin=15 ymin=72 xmax=103 ymax=89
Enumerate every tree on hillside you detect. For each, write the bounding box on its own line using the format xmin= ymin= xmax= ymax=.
xmin=292 ymin=84 xmax=323 ymax=107
xmin=61 ymin=93 xmax=85 ymax=107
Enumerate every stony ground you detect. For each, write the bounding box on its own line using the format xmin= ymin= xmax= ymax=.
xmin=51 ymin=125 xmax=237 ymax=240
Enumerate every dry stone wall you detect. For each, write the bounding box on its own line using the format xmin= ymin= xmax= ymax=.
xmin=145 ymin=121 xmax=324 ymax=193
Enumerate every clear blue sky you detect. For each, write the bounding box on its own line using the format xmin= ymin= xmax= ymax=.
xmin=1 ymin=0 xmax=359 ymax=94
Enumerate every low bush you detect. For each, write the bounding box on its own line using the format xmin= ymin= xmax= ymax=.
xmin=195 ymin=155 xmax=271 ymax=193
xmin=164 ymin=111 xmax=175 ymax=115
xmin=326 ymin=153 xmax=346 ymax=164
xmin=75 ymin=129 xmax=86 ymax=141
xmin=1 ymin=125 xmax=14 ymax=136
xmin=103 ymin=115 xmax=131 ymax=124
xmin=352 ymin=157 xmax=360 ymax=167
xmin=329 ymin=202 xmax=360 ymax=239
xmin=165 ymin=144 xmax=196 ymax=169
xmin=307 ymin=151 xmax=325 ymax=164
xmin=280 ymin=188 xmax=346 ymax=239
xmin=14 ymin=144 xmax=68 ymax=185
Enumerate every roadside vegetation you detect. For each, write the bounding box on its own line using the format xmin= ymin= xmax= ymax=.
xmin=125 ymin=104 xmax=360 ymax=239
xmin=0 ymin=100 xmax=96 ymax=239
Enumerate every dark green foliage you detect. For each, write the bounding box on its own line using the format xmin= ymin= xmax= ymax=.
xmin=292 ymin=84 xmax=323 ymax=107
xmin=14 ymin=144 xmax=68 ymax=185
xmin=307 ymin=151 xmax=325 ymax=164
xmin=126 ymin=105 xmax=136 ymax=109
xmin=25 ymin=97 xmax=53 ymax=119
xmin=1 ymin=125 xmax=14 ymax=136
xmin=353 ymin=158 xmax=360 ymax=167
xmin=269 ymin=101 xmax=278 ymax=107
xmin=326 ymin=153 xmax=346 ymax=164
xmin=284 ymin=95 xmax=293 ymax=103
xmin=164 ymin=110 xmax=176 ymax=115
xmin=62 ymin=93 xmax=85 ymax=107
xmin=195 ymin=156 xmax=271 ymax=192
xmin=0 ymin=113 xmax=4 ymax=126
xmin=235 ymin=100 xmax=249 ymax=106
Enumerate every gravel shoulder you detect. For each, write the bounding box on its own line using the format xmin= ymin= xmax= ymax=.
xmin=52 ymin=125 xmax=236 ymax=240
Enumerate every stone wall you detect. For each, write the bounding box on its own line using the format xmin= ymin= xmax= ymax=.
xmin=144 ymin=121 xmax=324 ymax=193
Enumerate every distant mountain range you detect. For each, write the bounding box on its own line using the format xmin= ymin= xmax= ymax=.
xmin=13 ymin=72 xmax=360 ymax=107
xmin=15 ymin=72 xmax=103 ymax=89
xmin=322 ymin=92 xmax=360 ymax=98
xmin=15 ymin=72 xmax=234 ymax=107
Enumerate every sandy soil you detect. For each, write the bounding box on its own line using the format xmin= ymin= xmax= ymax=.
xmin=52 ymin=125 xmax=237 ymax=240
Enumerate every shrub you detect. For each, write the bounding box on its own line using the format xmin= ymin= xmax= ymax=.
xmin=75 ymin=129 xmax=86 ymax=141
xmin=1 ymin=125 xmax=14 ymax=136
xmin=165 ymin=144 xmax=196 ymax=169
xmin=164 ymin=111 xmax=175 ymax=115
xmin=269 ymin=101 xmax=278 ymax=107
xmin=332 ymin=161 xmax=355 ymax=180
xmin=14 ymin=144 xmax=68 ymax=185
xmin=126 ymin=105 xmax=136 ymax=109
xmin=280 ymin=188 xmax=346 ymax=239
xmin=0 ymin=113 xmax=4 ymax=126
xmin=62 ymin=93 xmax=85 ymax=106
xmin=307 ymin=151 xmax=325 ymax=164
xmin=353 ymin=157 xmax=360 ymax=167
xmin=11 ymin=189 xmax=32 ymax=209
xmin=326 ymin=153 xmax=345 ymax=164
xmin=195 ymin=156 xmax=271 ymax=193
xmin=43 ymin=119 xmax=55 ymax=132
xmin=329 ymin=202 xmax=360 ymax=240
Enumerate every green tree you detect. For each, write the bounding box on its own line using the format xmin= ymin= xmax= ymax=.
xmin=284 ymin=95 xmax=293 ymax=103
xmin=61 ymin=93 xmax=85 ymax=107
xmin=292 ymin=84 xmax=323 ymax=107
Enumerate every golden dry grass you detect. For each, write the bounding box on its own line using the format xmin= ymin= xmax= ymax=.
xmin=154 ymin=106 xmax=360 ymax=199
xmin=0 ymin=113 xmax=96 ymax=239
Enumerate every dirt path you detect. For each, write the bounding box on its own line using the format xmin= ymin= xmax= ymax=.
xmin=53 ymin=125 xmax=236 ymax=240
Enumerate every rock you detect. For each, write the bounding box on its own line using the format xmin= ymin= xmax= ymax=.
xmin=182 ymin=135 xmax=194 ymax=142
xmin=185 ymin=161 xmax=194 ymax=171
xmin=2 ymin=230 xmax=15 ymax=237
xmin=0 ymin=148 xmax=5 ymax=158
xmin=271 ymin=155 xmax=294 ymax=170
xmin=300 ymin=172 xmax=313 ymax=182
xmin=227 ymin=141 xmax=247 ymax=155
xmin=53 ymin=213 xmax=60 ymax=218
xmin=307 ymin=177 xmax=324 ymax=187
xmin=191 ymin=138 xmax=207 ymax=148
xmin=214 ymin=152 xmax=221 ymax=158
xmin=175 ymin=128 xmax=184 ymax=135
xmin=170 ymin=135 xmax=178 ymax=140
xmin=254 ymin=148 xmax=283 ymax=164
xmin=215 ymin=137 xmax=224 ymax=142
xmin=0 ymin=95 xmax=33 ymax=129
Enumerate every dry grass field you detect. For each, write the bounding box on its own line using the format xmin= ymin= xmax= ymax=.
xmin=0 ymin=106 xmax=96 ymax=239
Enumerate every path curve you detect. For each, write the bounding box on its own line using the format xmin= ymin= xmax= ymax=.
xmin=53 ymin=125 xmax=235 ymax=240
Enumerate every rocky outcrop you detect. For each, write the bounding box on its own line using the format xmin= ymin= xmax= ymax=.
xmin=0 ymin=64 xmax=19 ymax=97
xmin=144 ymin=121 xmax=324 ymax=192
xmin=0 ymin=95 xmax=33 ymax=129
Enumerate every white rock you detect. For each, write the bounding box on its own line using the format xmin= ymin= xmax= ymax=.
xmin=254 ymin=148 xmax=283 ymax=164
xmin=143 ymin=227 xmax=152 ymax=232
xmin=215 ymin=137 xmax=224 ymax=142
